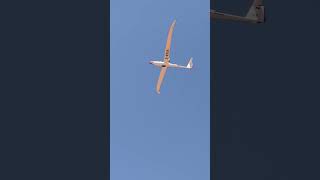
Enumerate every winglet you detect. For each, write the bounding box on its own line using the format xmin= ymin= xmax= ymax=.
xmin=172 ymin=19 xmax=176 ymax=26
xmin=170 ymin=20 xmax=176 ymax=30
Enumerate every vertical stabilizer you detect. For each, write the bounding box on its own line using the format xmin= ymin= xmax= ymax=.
xmin=186 ymin=58 xmax=193 ymax=69
xmin=246 ymin=0 xmax=265 ymax=23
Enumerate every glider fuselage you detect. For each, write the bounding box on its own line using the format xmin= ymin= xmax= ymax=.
xmin=149 ymin=60 xmax=179 ymax=68
xmin=211 ymin=0 xmax=265 ymax=24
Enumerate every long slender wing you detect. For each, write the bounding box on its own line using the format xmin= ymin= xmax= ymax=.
xmin=163 ymin=20 xmax=176 ymax=63
xmin=156 ymin=67 xmax=168 ymax=94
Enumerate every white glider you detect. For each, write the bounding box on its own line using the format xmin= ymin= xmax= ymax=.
xmin=149 ymin=20 xmax=193 ymax=94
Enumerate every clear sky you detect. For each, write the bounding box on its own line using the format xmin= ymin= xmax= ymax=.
xmin=111 ymin=0 xmax=210 ymax=179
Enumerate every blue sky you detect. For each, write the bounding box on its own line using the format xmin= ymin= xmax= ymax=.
xmin=111 ymin=0 xmax=210 ymax=179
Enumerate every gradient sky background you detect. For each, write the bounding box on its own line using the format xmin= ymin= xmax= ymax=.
xmin=111 ymin=0 xmax=210 ymax=180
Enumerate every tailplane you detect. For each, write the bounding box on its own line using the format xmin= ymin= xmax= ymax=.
xmin=246 ymin=0 xmax=265 ymax=23
xmin=186 ymin=58 xmax=193 ymax=69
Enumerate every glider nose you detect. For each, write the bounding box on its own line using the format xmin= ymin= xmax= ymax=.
xmin=149 ymin=61 xmax=152 ymax=64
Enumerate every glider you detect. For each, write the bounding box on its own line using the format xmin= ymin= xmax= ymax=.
xmin=149 ymin=20 xmax=193 ymax=94
xmin=211 ymin=0 xmax=265 ymax=23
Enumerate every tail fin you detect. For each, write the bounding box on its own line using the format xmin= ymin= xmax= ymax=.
xmin=246 ymin=0 xmax=265 ymax=23
xmin=186 ymin=58 xmax=193 ymax=69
